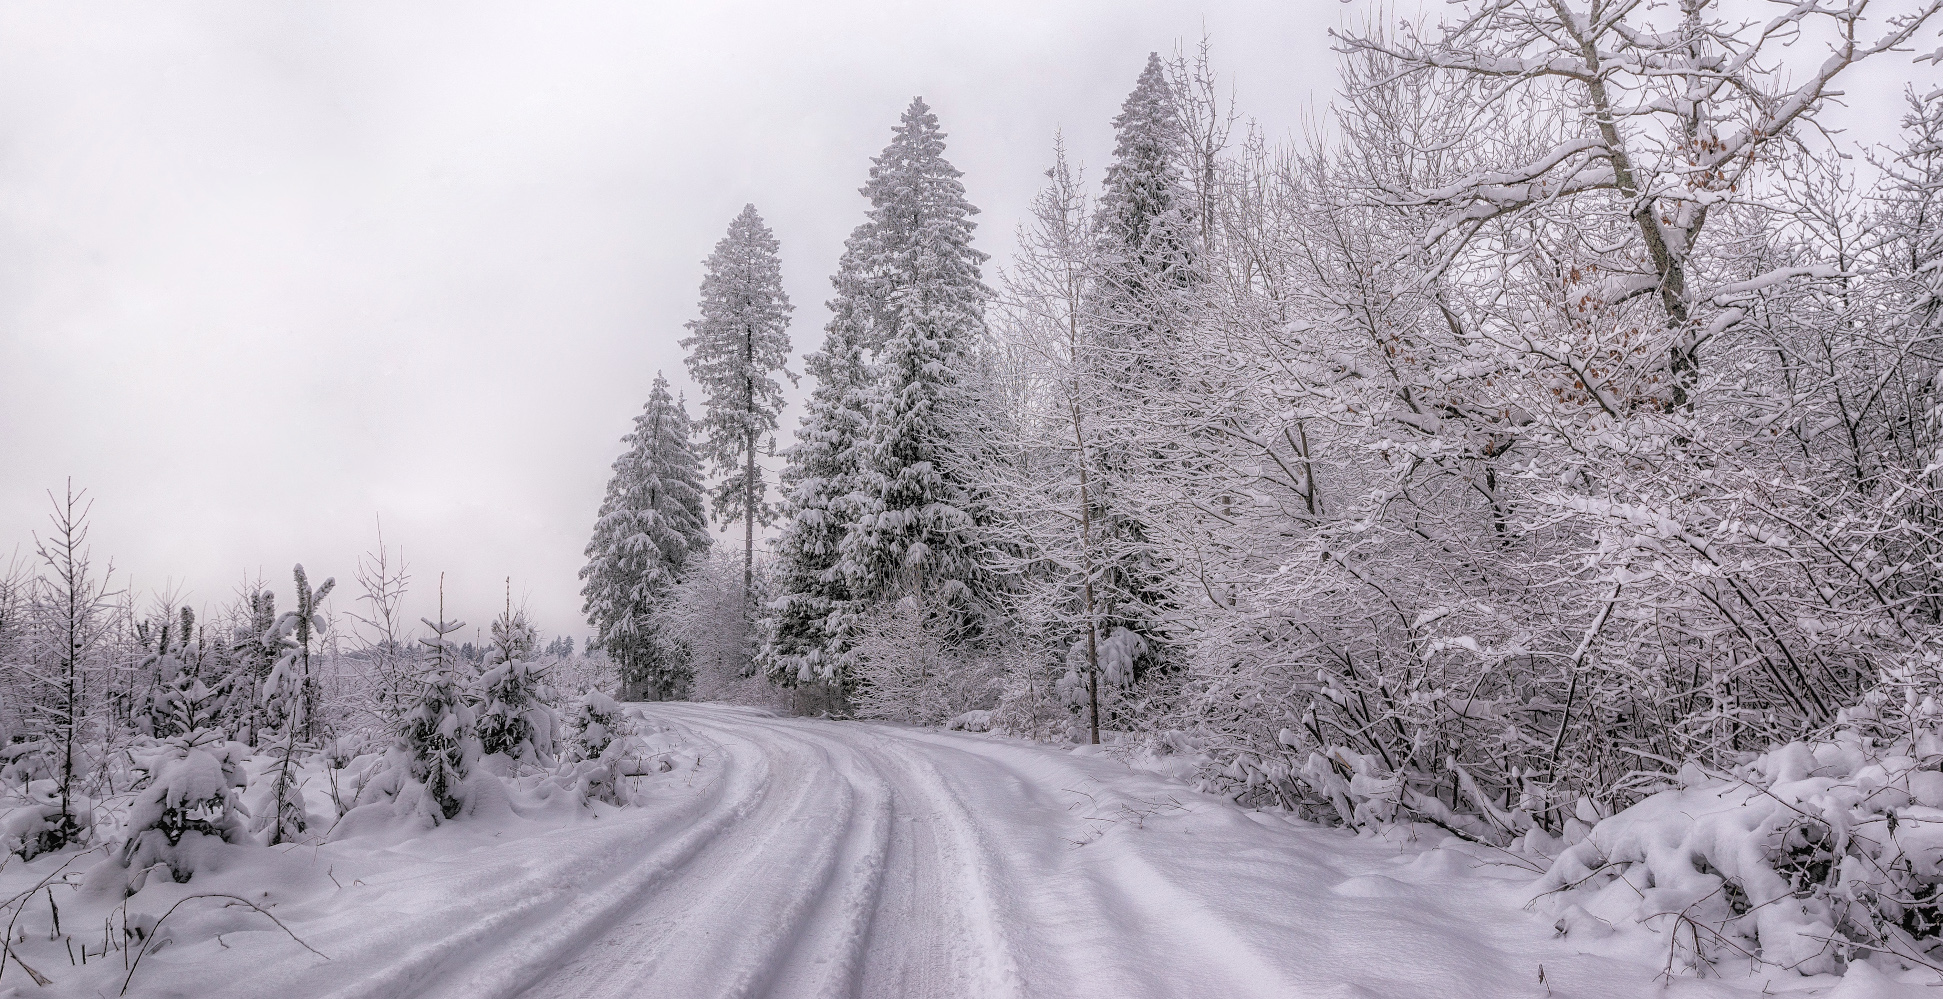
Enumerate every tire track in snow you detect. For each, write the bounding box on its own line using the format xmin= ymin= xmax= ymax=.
xmin=842 ymin=729 xmax=1025 ymax=999
xmin=514 ymin=713 xmax=888 ymax=999
xmin=894 ymin=732 xmax=1300 ymax=997
xmin=304 ymin=715 xmax=759 ymax=999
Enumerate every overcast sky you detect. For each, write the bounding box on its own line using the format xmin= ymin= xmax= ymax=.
xmin=0 ymin=1 xmax=1929 ymax=642
xmin=0 ymin=2 xmax=1340 ymax=640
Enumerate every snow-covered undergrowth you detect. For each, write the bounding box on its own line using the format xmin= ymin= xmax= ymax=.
xmin=1538 ymin=689 xmax=1943 ymax=980
xmin=0 ymin=707 xmax=703 ymax=996
xmin=949 ymin=674 xmax=1943 ymax=989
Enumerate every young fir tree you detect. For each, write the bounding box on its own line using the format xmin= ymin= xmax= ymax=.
xmin=836 ymin=98 xmax=997 ymax=637
xmin=264 ymin=565 xmax=333 ymax=745
xmin=477 ymin=583 xmax=556 ymax=763
xmin=227 ymin=584 xmax=281 ymax=745
xmin=135 ymin=606 xmax=198 ymax=738
xmin=257 ymin=564 xmax=333 ymax=845
xmin=762 ymin=279 xmax=872 ymax=687
xmin=681 ymin=204 xmax=794 ymax=604
xmin=580 ymin=373 xmax=711 ymax=699
xmin=404 ymin=582 xmax=475 ymax=822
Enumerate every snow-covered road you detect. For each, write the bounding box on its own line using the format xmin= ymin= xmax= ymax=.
xmin=193 ymin=703 xmax=1850 ymax=999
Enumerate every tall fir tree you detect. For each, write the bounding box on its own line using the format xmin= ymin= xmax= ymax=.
xmin=682 ymin=204 xmax=794 ymax=603
xmin=765 ymin=98 xmax=997 ymax=691
xmin=836 ymin=98 xmax=996 ymax=634
xmin=580 ymin=373 xmax=711 ymax=699
xmin=1096 ymin=52 xmax=1195 ymax=308
xmin=1080 ymin=53 xmax=1193 ymax=697
xmin=762 ymin=249 xmax=873 ymax=688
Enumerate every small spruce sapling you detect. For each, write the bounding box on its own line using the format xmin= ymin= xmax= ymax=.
xmin=134 ymin=606 xmax=198 ymax=738
xmin=403 ymin=577 xmax=478 ymax=821
xmin=476 ymin=583 xmax=558 ymax=764
xmin=567 ymin=691 xmax=630 ymax=761
xmin=119 ymin=725 xmax=250 ymax=885
xmin=561 ymin=691 xmax=634 ymax=806
xmin=255 ymin=565 xmax=333 ymax=845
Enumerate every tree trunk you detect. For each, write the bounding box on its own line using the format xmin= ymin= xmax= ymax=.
xmin=745 ymin=431 xmax=757 ymax=607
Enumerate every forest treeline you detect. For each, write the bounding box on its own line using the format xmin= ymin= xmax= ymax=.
xmin=584 ymin=1 xmax=1943 ymax=844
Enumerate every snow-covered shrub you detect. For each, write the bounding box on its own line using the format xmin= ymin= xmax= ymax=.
xmin=654 ymin=549 xmax=782 ymax=707
xmin=946 ymin=709 xmax=992 ymax=732
xmin=566 ymin=691 xmax=629 ymax=761
xmin=990 ymin=656 xmax=1083 ymax=742
xmin=118 ymin=728 xmax=249 ymax=884
xmin=0 ymin=738 xmax=52 ymax=787
xmin=553 ymin=737 xmax=632 ymax=807
xmin=400 ymin=665 xmax=478 ymax=821
xmin=1541 ymin=686 xmax=1943 ymax=977
xmin=251 ymin=731 xmax=315 ymax=846
xmin=850 ymin=595 xmax=1002 ymax=726
xmin=476 ymin=659 xmax=557 ymax=764
xmin=2 ymin=778 xmax=92 ymax=860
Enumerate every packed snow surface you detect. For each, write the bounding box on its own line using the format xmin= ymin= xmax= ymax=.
xmin=27 ymin=703 xmax=1927 ymax=998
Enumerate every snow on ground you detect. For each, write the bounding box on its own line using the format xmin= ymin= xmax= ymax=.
xmin=2 ymin=704 xmax=1926 ymax=998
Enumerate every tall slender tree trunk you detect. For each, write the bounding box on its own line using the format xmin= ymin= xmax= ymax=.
xmin=745 ymin=430 xmax=756 ymax=605
xmin=1079 ymin=450 xmax=1102 ymax=747
xmin=1072 ymin=381 xmax=1102 ymax=743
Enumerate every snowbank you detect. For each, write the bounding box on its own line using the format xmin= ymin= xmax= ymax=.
xmin=0 ymin=706 xmax=711 ymax=995
xmin=1542 ymin=701 xmax=1943 ymax=978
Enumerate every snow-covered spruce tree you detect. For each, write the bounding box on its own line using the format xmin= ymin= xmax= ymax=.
xmin=762 ymin=268 xmax=873 ymax=693
xmin=256 ymin=564 xmax=332 ymax=845
xmin=1076 ymin=52 xmax=1196 ymax=702
xmin=566 ymin=689 xmax=630 ymax=761
xmin=230 ymin=584 xmax=279 ymax=745
xmin=682 ymin=204 xmax=794 ymax=605
xmin=1097 ymin=52 xmax=1197 ymax=310
xmin=154 ymin=609 xmax=227 ymax=743
xmin=476 ymin=587 xmax=556 ymax=764
xmin=401 ymin=592 xmax=476 ymax=822
xmin=118 ymin=724 xmax=249 ymax=885
xmin=134 ymin=605 xmax=198 ymax=738
xmin=837 ymin=98 xmax=999 ymax=648
xmin=559 ymin=689 xmax=634 ymax=806
xmin=580 ymin=373 xmax=712 ymax=700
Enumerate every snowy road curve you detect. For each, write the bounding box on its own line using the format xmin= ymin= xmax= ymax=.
xmin=206 ymin=703 xmax=1782 ymax=999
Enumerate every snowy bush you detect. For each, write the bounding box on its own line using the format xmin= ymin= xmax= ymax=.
xmin=654 ymin=549 xmax=782 ymax=708
xmin=552 ymin=736 xmax=632 ymax=807
xmin=2 ymin=778 xmax=92 ymax=861
xmin=118 ymin=728 xmax=250 ymax=884
xmin=400 ymin=665 xmax=478 ymax=821
xmin=0 ymin=738 xmax=52 ymax=787
xmin=850 ymin=595 xmax=1002 ymax=726
xmin=1541 ymin=684 xmax=1943 ymax=977
xmin=476 ymin=659 xmax=557 ymax=764
xmin=566 ymin=691 xmax=629 ymax=761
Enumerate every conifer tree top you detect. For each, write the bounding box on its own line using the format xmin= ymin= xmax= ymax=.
xmin=682 ymin=202 xmax=794 ymax=532
xmin=852 ymin=97 xmax=990 ymax=339
xmin=1099 ymin=52 xmax=1185 ymax=251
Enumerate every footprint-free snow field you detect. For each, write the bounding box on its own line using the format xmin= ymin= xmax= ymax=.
xmin=113 ymin=703 xmax=1892 ymax=999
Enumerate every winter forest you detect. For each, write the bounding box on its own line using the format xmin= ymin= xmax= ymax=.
xmin=11 ymin=0 xmax=1943 ymax=994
